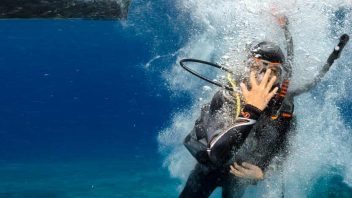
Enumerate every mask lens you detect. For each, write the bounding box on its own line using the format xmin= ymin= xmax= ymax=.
xmin=249 ymin=58 xmax=282 ymax=73
xmin=247 ymin=58 xmax=283 ymax=83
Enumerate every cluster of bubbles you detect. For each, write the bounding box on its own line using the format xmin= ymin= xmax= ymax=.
xmin=158 ymin=0 xmax=352 ymax=196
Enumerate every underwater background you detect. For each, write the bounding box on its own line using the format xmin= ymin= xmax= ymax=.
xmin=1 ymin=0 xmax=352 ymax=197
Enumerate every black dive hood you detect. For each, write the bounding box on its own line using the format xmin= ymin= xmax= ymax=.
xmin=0 ymin=0 xmax=131 ymax=20
xmin=249 ymin=41 xmax=285 ymax=63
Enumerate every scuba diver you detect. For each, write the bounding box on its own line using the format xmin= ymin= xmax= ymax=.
xmin=180 ymin=15 xmax=294 ymax=198
xmin=179 ymin=14 xmax=348 ymax=197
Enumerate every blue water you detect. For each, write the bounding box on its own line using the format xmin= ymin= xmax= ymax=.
xmin=0 ymin=20 xmax=172 ymax=160
xmin=0 ymin=6 xmax=186 ymax=198
xmin=1 ymin=1 xmax=352 ymax=198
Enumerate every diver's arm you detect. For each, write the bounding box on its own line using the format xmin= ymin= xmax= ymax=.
xmin=290 ymin=74 xmax=323 ymax=97
xmin=291 ymin=34 xmax=349 ymax=97
xmin=280 ymin=15 xmax=294 ymax=78
xmin=274 ymin=14 xmax=293 ymax=78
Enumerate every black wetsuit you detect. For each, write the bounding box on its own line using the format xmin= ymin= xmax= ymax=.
xmin=180 ymin=90 xmax=294 ymax=198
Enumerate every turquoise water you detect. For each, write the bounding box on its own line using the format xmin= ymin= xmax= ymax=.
xmin=0 ymin=158 xmax=180 ymax=198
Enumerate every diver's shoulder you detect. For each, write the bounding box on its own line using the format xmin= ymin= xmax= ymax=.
xmin=211 ymin=89 xmax=235 ymax=104
xmin=212 ymin=89 xmax=234 ymax=101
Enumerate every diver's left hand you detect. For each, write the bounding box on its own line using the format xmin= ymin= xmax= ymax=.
xmin=230 ymin=162 xmax=264 ymax=180
xmin=276 ymin=15 xmax=288 ymax=28
xmin=269 ymin=7 xmax=289 ymax=28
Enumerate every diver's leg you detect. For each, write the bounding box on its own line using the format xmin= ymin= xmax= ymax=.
xmin=222 ymin=176 xmax=250 ymax=198
xmin=179 ymin=163 xmax=219 ymax=198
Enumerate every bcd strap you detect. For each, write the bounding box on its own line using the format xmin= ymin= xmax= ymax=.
xmin=270 ymin=79 xmax=292 ymax=120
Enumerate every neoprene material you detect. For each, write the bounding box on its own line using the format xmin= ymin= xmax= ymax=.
xmin=250 ymin=41 xmax=285 ymax=63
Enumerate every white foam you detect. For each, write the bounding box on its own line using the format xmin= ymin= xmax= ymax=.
xmin=158 ymin=0 xmax=352 ymax=195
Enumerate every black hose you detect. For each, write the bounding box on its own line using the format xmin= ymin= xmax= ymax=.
xmin=179 ymin=59 xmax=236 ymax=92
xmin=326 ymin=34 xmax=349 ymax=69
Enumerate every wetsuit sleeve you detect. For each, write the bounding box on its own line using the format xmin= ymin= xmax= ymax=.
xmin=282 ymin=17 xmax=293 ymax=78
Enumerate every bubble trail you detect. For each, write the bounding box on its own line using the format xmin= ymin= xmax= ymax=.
xmin=158 ymin=0 xmax=352 ymax=196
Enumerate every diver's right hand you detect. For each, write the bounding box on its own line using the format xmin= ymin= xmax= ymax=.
xmin=240 ymin=69 xmax=278 ymax=111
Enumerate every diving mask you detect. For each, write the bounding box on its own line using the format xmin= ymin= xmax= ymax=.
xmin=247 ymin=57 xmax=283 ymax=83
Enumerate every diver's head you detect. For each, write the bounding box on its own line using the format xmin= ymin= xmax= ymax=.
xmin=246 ymin=41 xmax=285 ymax=84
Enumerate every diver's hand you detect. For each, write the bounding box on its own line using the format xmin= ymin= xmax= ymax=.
xmin=240 ymin=69 xmax=278 ymax=111
xmin=270 ymin=7 xmax=289 ymax=28
xmin=276 ymin=15 xmax=289 ymax=28
xmin=230 ymin=162 xmax=264 ymax=180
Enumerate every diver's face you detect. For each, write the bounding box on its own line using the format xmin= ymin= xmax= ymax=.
xmin=248 ymin=58 xmax=281 ymax=84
